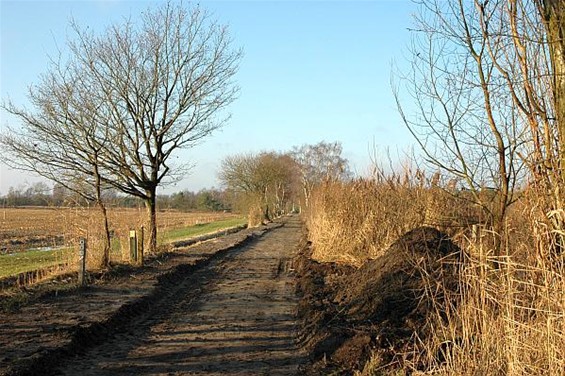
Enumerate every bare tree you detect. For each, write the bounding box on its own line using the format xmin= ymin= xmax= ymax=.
xmin=393 ymin=0 xmax=564 ymax=256
xmin=539 ymin=0 xmax=565 ymax=165
xmin=219 ymin=152 xmax=298 ymax=225
xmin=291 ymin=141 xmax=350 ymax=209
xmin=257 ymin=153 xmax=300 ymax=216
xmin=2 ymin=2 xmax=242 ymax=254
xmin=1 ymin=65 xmax=114 ymax=265
xmin=534 ymin=0 xmax=565 ymax=252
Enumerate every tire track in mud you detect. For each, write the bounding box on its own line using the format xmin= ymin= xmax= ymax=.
xmin=2 ymin=226 xmax=265 ymax=376
xmin=52 ymin=217 xmax=305 ymax=376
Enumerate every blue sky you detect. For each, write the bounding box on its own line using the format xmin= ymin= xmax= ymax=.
xmin=0 ymin=0 xmax=417 ymax=195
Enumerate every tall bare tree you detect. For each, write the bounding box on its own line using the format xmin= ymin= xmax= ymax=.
xmin=535 ymin=0 xmax=565 ymax=250
xmin=393 ymin=0 xmax=565 ymax=256
xmin=2 ymin=2 xmax=242 ymax=254
xmin=539 ymin=0 xmax=565 ymax=165
xmin=219 ymin=152 xmax=298 ymax=225
xmin=1 ymin=66 xmax=114 ymax=266
xmin=291 ymin=141 xmax=350 ymax=208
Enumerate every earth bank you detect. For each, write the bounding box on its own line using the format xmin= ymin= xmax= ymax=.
xmin=1 ymin=219 xmax=464 ymax=375
xmin=295 ymin=226 xmax=463 ymax=375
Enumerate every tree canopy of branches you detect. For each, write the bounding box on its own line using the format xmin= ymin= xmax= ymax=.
xmin=395 ymin=0 xmax=565 ymax=256
xmin=291 ymin=141 xmax=350 ymax=208
xmin=219 ymin=152 xmax=299 ymax=225
xmin=1 ymin=2 xmax=242 ymax=255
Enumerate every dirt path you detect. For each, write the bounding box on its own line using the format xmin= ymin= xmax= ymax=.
xmin=52 ymin=217 xmax=305 ymax=375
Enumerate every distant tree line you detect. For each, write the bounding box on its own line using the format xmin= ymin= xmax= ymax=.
xmin=1 ymin=140 xmax=351 ymax=219
xmin=159 ymin=189 xmax=230 ymax=212
xmin=0 ymin=182 xmax=231 ymax=212
xmin=219 ymin=141 xmax=351 ymax=226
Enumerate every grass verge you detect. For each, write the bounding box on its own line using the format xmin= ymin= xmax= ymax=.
xmin=0 ymin=217 xmax=247 ymax=279
xmin=159 ymin=217 xmax=246 ymax=243
xmin=0 ymin=248 xmax=72 ymax=278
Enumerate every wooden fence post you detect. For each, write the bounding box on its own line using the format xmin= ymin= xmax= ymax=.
xmin=129 ymin=230 xmax=137 ymax=263
xmin=138 ymin=226 xmax=144 ymax=266
xmin=78 ymin=238 xmax=87 ymax=286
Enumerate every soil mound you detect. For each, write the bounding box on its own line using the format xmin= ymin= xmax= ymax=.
xmin=339 ymin=226 xmax=462 ymax=322
xmin=297 ymin=226 xmax=464 ymax=374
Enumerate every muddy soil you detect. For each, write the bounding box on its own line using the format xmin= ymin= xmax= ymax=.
xmin=1 ymin=218 xmax=305 ymax=376
xmin=295 ymin=227 xmax=463 ymax=375
xmin=1 ymin=219 xmax=464 ymax=376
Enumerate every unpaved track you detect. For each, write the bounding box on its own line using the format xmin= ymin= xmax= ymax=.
xmin=55 ymin=217 xmax=305 ymax=375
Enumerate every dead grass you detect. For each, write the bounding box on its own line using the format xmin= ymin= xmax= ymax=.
xmin=305 ymin=170 xmax=478 ymax=266
xmin=0 ymin=207 xmax=240 ymax=282
xmin=1 ymin=207 xmax=237 ymax=250
xmin=307 ymin=172 xmax=565 ymax=375
xmin=306 ymin=179 xmax=425 ymax=266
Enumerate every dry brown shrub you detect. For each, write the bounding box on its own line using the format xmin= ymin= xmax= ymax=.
xmin=305 ymin=170 xmax=476 ymax=266
xmin=306 ymin=172 xmax=565 ymax=375
xmin=403 ymin=237 xmax=565 ymax=375
xmin=306 ymin=179 xmax=424 ymax=266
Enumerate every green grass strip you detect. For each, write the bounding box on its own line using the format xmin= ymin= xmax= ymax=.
xmin=0 ymin=248 xmax=72 ymax=278
xmin=159 ymin=217 xmax=247 ymax=243
xmin=0 ymin=217 xmax=247 ymax=279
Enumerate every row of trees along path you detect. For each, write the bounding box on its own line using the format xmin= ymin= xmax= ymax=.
xmin=1 ymin=3 xmax=242 ymax=266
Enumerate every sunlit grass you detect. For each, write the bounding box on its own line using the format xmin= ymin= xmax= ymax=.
xmin=0 ymin=247 xmax=72 ymax=278
xmin=160 ymin=217 xmax=246 ymax=243
xmin=0 ymin=217 xmax=246 ymax=279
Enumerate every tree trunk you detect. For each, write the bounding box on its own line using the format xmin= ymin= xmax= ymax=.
xmin=145 ymin=189 xmax=158 ymax=254
xmin=98 ymin=200 xmax=111 ymax=267
xmin=541 ymin=0 xmax=565 ymax=256
xmin=543 ymin=0 xmax=565 ymax=156
xmin=93 ymin=162 xmax=111 ymax=268
xmin=263 ymin=187 xmax=271 ymax=223
xmin=492 ymin=193 xmax=508 ymax=268
xmin=302 ymin=182 xmax=310 ymax=208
